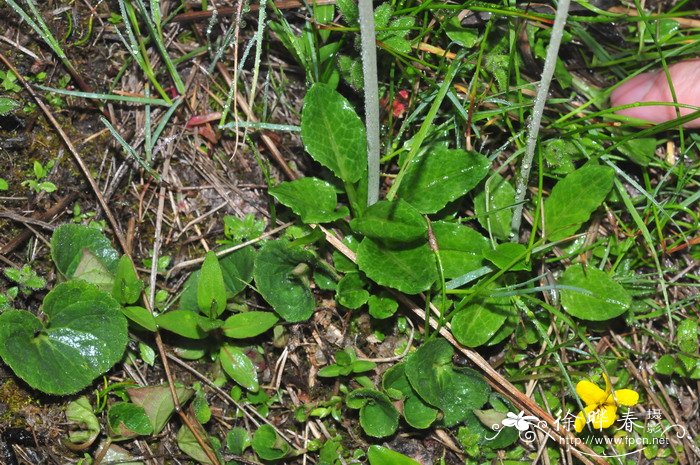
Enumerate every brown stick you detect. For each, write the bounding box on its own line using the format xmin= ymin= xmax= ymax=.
xmin=0 ymin=192 xmax=78 ymax=255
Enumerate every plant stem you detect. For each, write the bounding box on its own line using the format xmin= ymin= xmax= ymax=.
xmin=358 ymin=0 xmax=381 ymax=206
xmin=510 ymin=0 xmax=571 ymax=240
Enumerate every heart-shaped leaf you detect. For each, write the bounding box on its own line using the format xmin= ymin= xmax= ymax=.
xmin=127 ymin=384 xmax=193 ymax=434
xmin=107 ymin=402 xmax=153 ymax=440
xmin=346 ymin=388 xmax=399 ymax=438
xmin=405 ymin=338 xmax=489 ymax=426
xmin=253 ymin=241 xmax=315 ymax=322
xmin=382 ymin=363 xmax=438 ymax=429
xmin=0 ymin=281 xmax=128 ymax=394
xmin=51 ymin=224 xmax=119 ymax=278
xmin=252 ymin=425 xmax=290 ymax=460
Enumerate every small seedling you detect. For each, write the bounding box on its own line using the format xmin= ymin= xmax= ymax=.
xmin=22 ymin=160 xmax=57 ymax=193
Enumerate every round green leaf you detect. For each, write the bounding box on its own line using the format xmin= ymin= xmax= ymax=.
xmin=356 ymin=238 xmax=437 ymax=294
xmin=396 ymin=148 xmax=489 ymax=214
xmin=405 ymin=338 xmax=490 ymax=426
xmin=220 ymin=344 xmax=259 ymax=392
xmin=382 ymin=363 xmax=438 ymax=429
xmin=222 ymin=311 xmax=279 ymax=338
xmin=253 ymin=241 xmax=315 ymax=322
xmin=346 ymin=388 xmax=399 ymax=438
xmin=336 ymin=272 xmax=369 ymax=309
xmin=559 ymin=265 xmax=631 ymax=321
xmin=368 ymin=294 xmax=399 ymax=319
xmin=108 ymin=402 xmax=153 ymax=440
xmin=252 ymin=425 xmax=290 ymax=460
xmin=0 ymin=281 xmax=128 ymax=394
xmin=51 ymin=224 xmax=119 ymax=277
xmin=301 ymin=84 xmax=366 ymax=183
xmin=270 ymin=177 xmax=350 ymax=223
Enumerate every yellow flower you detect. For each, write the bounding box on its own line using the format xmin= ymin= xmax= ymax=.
xmin=574 ymin=373 xmax=639 ymax=433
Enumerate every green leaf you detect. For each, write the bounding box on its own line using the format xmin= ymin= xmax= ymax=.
xmin=0 ymin=97 xmax=18 ymax=115
xmin=156 ymin=310 xmax=222 ymax=339
xmin=336 ymin=272 xmax=369 ymax=309
xmin=72 ymin=249 xmax=115 ymax=291
xmin=431 ymin=221 xmax=488 ymax=278
xmin=346 ymin=388 xmax=399 ymax=438
xmin=0 ymin=178 xmax=8 ymax=190
xmin=350 ymin=199 xmax=427 ymax=245
xmin=368 ymin=294 xmax=399 ymax=319
xmin=482 ymin=243 xmax=530 ymax=271
xmin=367 ymin=445 xmax=421 ymax=465
xmin=107 ymin=402 xmax=153 ymax=440
xmin=452 ymin=293 xmax=512 ymax=347
xmin=301 ymin=83 xmax=366 ymax=184
xmin=559 ymin=265 xmax=632 ymax=321
xmin=405 ymin=338 xmax=489 ymax=426
xmin=122 ymin=306 xmax=156 ymax=332
xmin=676 ymin=319 xmax=698 ymax=354
xmin=226 ymin=427 xmax=250 ymax=454
xmin=544 ymin=163 xmax=614 ymax=241
xmin=220 ymin=344 xmax=259 ymax=392
xmin=176 ymin=424 xmax=218 ymax=464
xmin=382 ymin=363 xmax=438 ymax=429
xmin=113 ymin=255 xmax=143 ymax=304
xmin=179 ymin=246 xmax=255 ymax=310
xmin=336 ymin=0 xmax=358 ymax=23
xmin=270 ymin=177 xmax=349 ymax=223
xmin=252 ymin=424 xmax=290 ymax=460
xmin=396 ymin=148 xmax=489 ymax=214
xmin=253 ymin=241 xmax=315 ymax=322
xmin=357 ymin=238 xmax=437 ymax=294
xmin=618 ymin=138 xmax=657 ymax=166
xmin=65 ymin=396 xmax=100 ymax=446
xmin=654 ymin=355 xmax=677 ymax=376
xmin=445 ymin=17 xmax=479 ymax=48
xmin=51 ymin=224 xmax=119 ymax=277
xmin=222 ymin=311 xmax=279 ymax=338
xmin=127 ymin=384 xmax=194 ymax=434
xmin=0 ymin=281 xmax=127 ymax=394
xmin=198 ymin=251 xmax=227 ymax=318
xmin=474 ymin=173 xmax=516 ymax=241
